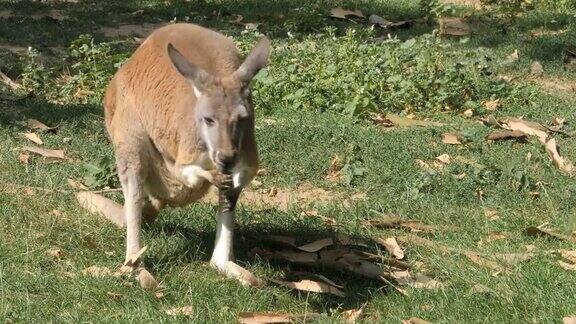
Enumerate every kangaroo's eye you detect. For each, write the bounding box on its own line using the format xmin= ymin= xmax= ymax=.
xmin=204 ymin=117 xmax=215 ymax=126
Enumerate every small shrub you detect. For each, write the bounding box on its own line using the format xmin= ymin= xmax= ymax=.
xmin=420 ymin=0 xmax=455 ymax=20
xmin=480 ymin=0 xmax=535 ymax=21
xmin=20 ymin=34 xmax=130 ymax=104
xmin=83 ymin=157 xmax=118 ymax=189
xmin=20 ymin=47 xmax=52 ymax=94
xmin=59 ymin=34 xmax=129 ymax=103
xmin=254 ymin=28 xmax=514 ymax=118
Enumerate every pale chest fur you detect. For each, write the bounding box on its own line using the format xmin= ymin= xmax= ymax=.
xmin=145 ymin=149 xmax=253 ymax=207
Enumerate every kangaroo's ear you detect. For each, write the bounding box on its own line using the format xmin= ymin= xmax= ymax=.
xmin=233 ymin=37 xmax=270 ymax=85
xmin=167 ymin=43 xmax=214 ymax=96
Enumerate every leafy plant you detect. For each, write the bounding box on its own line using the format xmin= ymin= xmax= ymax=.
xmin=20 ymin=47 xmax=52 ymax=94
xmin=340 ymin=144 xmax=366 ymax=186
xmin=480 ymin=0 xmax=535 ymax=21
xmin=58 ymin=34 xmax=129 ymax=103
xmin=19 ymin=34 xmax=130 ymax=104
xmin=82 ymin=157 xmax=118 ymax=189
xmin=420 ymin=0 xmax=455 ymax=20
xmin=254 ymin=28 xmax=516 ymax=119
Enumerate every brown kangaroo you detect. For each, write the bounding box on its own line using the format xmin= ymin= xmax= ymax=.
xmin=101 ymin=23 xmax=269 ymax=283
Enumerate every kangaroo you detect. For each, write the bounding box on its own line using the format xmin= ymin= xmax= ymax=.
xmin=101 ymin=23 xmax=270 ymax=283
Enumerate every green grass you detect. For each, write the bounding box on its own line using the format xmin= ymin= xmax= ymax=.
xmin=1 ymin=0 xmax=576 ymax=322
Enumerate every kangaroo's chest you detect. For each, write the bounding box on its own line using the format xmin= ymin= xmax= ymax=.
xmin=145 ymin=151 xmax=213 ymax=206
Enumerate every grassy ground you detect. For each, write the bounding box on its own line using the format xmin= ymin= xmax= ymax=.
xmin=1 ymin=0 xmax=575 ymax=322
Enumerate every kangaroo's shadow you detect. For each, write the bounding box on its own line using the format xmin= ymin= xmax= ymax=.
xmin=144 ymin=204 xmax=392 ymax=311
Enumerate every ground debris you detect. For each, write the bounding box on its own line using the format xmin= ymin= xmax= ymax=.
xmin=238 ymin=312 xmax=293 ymax=324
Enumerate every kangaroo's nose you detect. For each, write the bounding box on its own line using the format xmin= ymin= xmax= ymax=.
xmin=216 ymin=150 xmax=236 ymax=170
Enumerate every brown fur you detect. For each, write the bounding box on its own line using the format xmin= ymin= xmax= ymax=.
xmin=103 ymin=23 xmax=259 ymax=207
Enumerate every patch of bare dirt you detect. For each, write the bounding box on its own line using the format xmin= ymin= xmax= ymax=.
xmin=0 ymin=44 xmax=28 ymax=54
xmin=441 ymin=0 xmax=482 ymax=8
xmin=99 ymin=23 xmax=167 ymax=38
xmin=201 ymin=182 xmax=366 ymax=211
xmin=536 ymin=78 xmax=576 ymax=94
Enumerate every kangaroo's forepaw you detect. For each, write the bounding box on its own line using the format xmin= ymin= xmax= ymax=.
xmin=210 ymin=260 xmax=265 ymax=288
xmin=212 ymin=172 xmax=233 ymax=191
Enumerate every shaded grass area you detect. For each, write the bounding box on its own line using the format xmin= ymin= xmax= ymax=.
xmin=1 ymin=0 xmax=576 ymax=322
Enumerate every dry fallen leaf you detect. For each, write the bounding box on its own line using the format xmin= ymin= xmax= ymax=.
xmin=558 ymin=250 xmax=576 ymax=263
xmin=23 ymin=132 xmax=43 ymax=145
xmin=485 ymin=130 xmax=526 ymax=141
xmin=20 ymin=118 xmax=58 ymax=133
xmin=253 ymin=247 xmax=386 ymax=283
xmin=413 ymin=274 xmax=443 ymax=290
xmin=479 ymin=232 xmax=507 ymax=245
xmin=18 ymin=151 xmax=30 ymax=164
xmin=326 ymin=154 xmax=343 ymax=182
xmin=501 ymin=118 xmax=548 ymax=144
xmin=165 ymin=306 xmax=193 ymax=317
xmin=138 ymin=268 xmax=159 ymax=290
xmin=439 ymin=17 xmax=471 ymax=36
xmin=564 ymin=316 xmax=576 ymax=324
xmin=453 ymin=172 xmax=466 ymax=180
xmin=396 ymin=272 xmax=443 ymax=290
xmin=384 ymin=113 xmax=444 ymax=127
xmin=415 ymin=159 xmax=432 ymax=170
xmin=402 ymin=317 xmax=431 ymax=324
xmin=435 ymin=154 xmax=451 ymax=164
xmin=106 ymin=291 xmax=123 ymax=300
xmin=22 ymin=146 xmax=65 ymax=160
xmin=363 ymin=217 xmax=437 ymax=234
xmin=544 ymin=138 xmax=574 ymax=176
xmin=552 ymin=117 xmax=565 ymax=127
xmin=441 ymin=132 xmax=462 ymax=145
xmin=494 ymin=253 xmax=534 ymax=266
xmin=47 ymin=248 xmax=64 ymax=259
xmin=531 ymin=61 xmax=544 ymax=76
xmin=484 ymin=208 xmax=500 ymax=221
xmin=269 ymin=278 xmax=344 ymax=297
xmin=329 ymin=7 xmax=364 ymax=19
xmin=297 ymin=238 xmax=334 ymax=253
xmin=468 ymin=283 xmax=492 ymax=295
xmin=483 ymin=98 xmax=501 ymax=111
xmin=376 ymin=237 xmax=405 ymax=259
xmin=506 ymin=49 xmax=519 ymax=62
xmin=524 ymin=226 xmax=576 ymax=243
xmin=238 ymin=312 xmax=292 ymax=324
xmin=125 ymin=246 xmax=148 ymax=267
xmin=342 ymin=308 xmax=364 ymax=323
xmin=463 ymin=251 xmax=504 ymax=272
xmin=558 ymin=260 xmax=576 ymax=271
xmin=368 ymin=14 xmax=408 ymax=28
xmin=82 ymin=265 xmax=112 ymax=277
xmin=67 ymin=178 xmax=89 ymax=190
xmin=290 ymin=271 xmax=344 ymax=289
